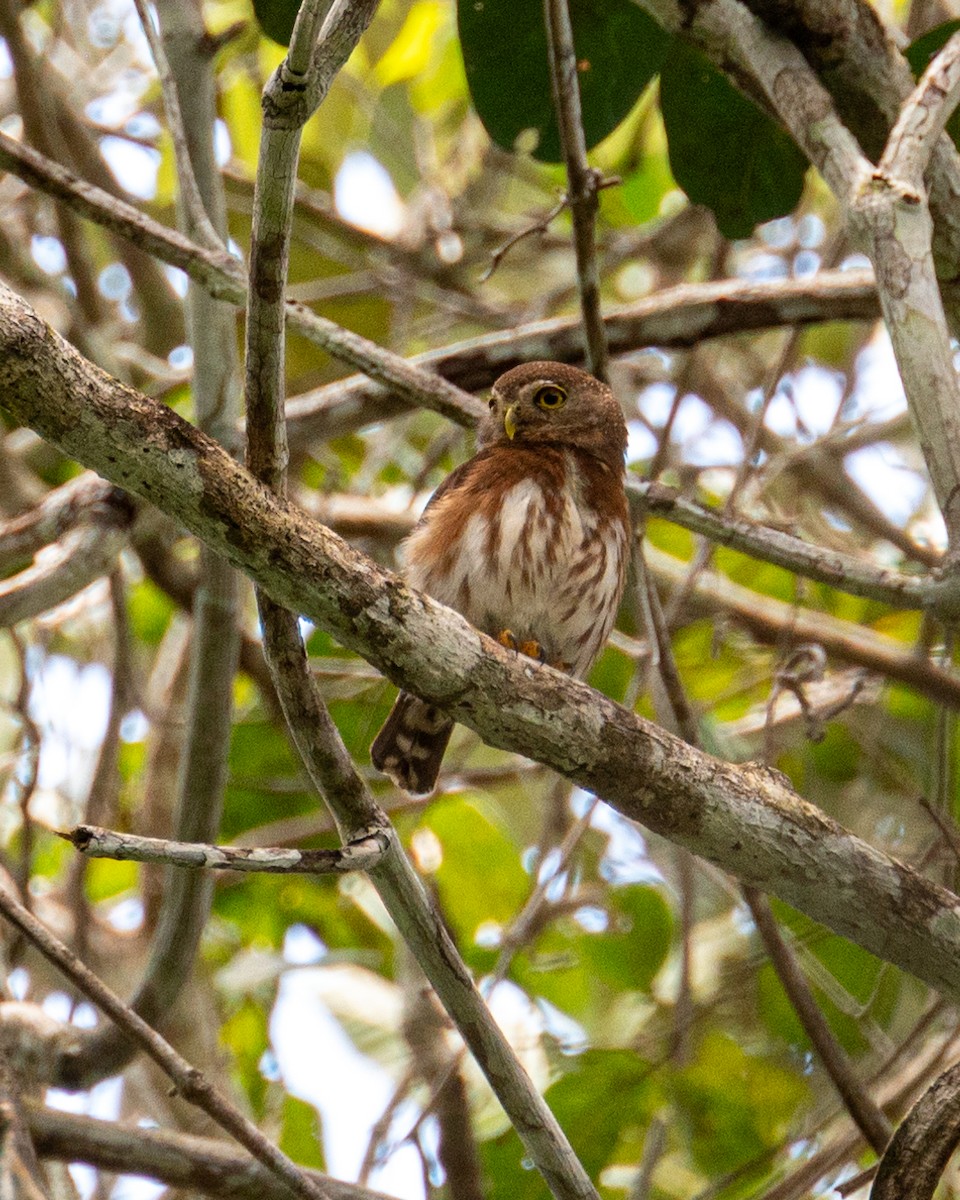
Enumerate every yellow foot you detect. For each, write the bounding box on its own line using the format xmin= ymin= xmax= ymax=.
xmin=497 ymin=630 xmax=545 ymax=661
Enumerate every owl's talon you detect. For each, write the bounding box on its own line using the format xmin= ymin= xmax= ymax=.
xmin=497 ymin=630 xmax=545 ymax=662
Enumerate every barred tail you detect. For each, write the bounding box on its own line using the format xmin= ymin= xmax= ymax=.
xmin=371 ymin=693 xmax=454 ymax=797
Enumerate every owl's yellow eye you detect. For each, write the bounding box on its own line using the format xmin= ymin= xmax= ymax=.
xmin=533 ymin=384 xmax=567 ymax=410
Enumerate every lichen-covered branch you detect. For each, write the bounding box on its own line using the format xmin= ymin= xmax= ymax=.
xmin=3 ymin=282 xmax=960 ymax=1003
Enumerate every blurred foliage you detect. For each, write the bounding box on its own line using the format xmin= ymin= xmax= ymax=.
xmin=0 ymin=0 xmax=956 ymax=1198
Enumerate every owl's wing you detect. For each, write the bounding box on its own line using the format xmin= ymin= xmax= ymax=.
xmin=411 ymin=445 xmax=496 ymax=527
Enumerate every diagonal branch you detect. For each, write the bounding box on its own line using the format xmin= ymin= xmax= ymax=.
xmin=3 ymin=282 xmax=960 ymax=1005
xmin=0 ymin=885 xmax=330 ymax=1200
xmin=243 ymin=5 xmax=599 ymax=1198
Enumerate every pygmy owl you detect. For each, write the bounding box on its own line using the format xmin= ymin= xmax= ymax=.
xmin=371 ymin=361 xmax=630 ymax=796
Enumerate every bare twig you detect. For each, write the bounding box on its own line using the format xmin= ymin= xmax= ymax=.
xmin=0 ymin=521 xmax=132 ymax=629
xmin=0 ymin=884 xmax=330 ymax=1200
xmin=480 ymin=176 xmax=620 ymax=283
xmin=62 ymin=825 xmax=387 ymax=874
xmin=630 ymin=482 xmax=939 ymax=613
xmin=0 ymin=476 xmax=120 ymax=576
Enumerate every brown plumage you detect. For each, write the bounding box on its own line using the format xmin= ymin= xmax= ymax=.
xmin=371 ymin=361 xmax=630 ymax=796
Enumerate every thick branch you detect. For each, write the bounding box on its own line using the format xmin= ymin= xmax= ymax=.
xmin=4 ymin=283 xmax=960 ymax=1004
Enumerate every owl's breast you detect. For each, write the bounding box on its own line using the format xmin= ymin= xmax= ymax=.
xmin=403 ymin=446 xmax=629 ymax=676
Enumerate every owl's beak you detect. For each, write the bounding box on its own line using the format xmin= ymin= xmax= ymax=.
xmin=504 ymin=404 xmax=518 ymax=440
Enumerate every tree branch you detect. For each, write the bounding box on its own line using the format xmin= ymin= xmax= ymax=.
xmin=62 ymin=825 xmax=387 ymax=874
xmin=26 ymin=1103 xmax=395 ymax=1200
xmin=0 ymin=886 xmax=330 ymax=1200
xmin=62 ymin=0 xmax=244 ymax=1091
xmin=4 ymin=282 xmax=960 ymax=1004
xmin=242 ymin=5 xmax=600 ymax=1197
xmin=743 ymin=887 xmax=892 ymax=1154
xmin=871 ymin=1060 xmax=960 ymax=1198
xmin=544 ymin=0 xmax=609 ymax=378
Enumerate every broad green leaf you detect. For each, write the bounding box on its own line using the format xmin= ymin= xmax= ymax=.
xmin=423 ymin=797 xmax=529 ymax=966
xmin=581 ymin=885 xmax=672 ymax=991
xmin=673 ymin=1031 xmax=808 ymax=1176
xmin=660 ymin=41 xmax=807 ymax=238
xmin=482 ymin=1050 xmax=655 ymax=1198
xmin=906 ymin=20 xmax=960 ymax=74
xmin=279 ymin=1095 xmax=325 ymax=1170
xmin=457 ymin=0 xmax=669 ymax=162
xmin=376 ymin=0 xmax=446 ymax=86
xmin=127 ymin=579 xmax=176 ymax=646
xmin=621 ymin=146 xmax=676 ymax=224
xmin=222 ymin=999 xmax=271 ymax=1116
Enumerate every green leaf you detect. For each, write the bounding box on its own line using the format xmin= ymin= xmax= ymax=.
xmin=253 ymin=0 xmax=301 ymax=46
xmin=482 ymin=1050 xmax=655 ymax=1198
xmin=906 ymin=19 xmax=960 ymax=74
xmin=423 ymin=796 xmax=530 ymax=967
xmin=672 ymin=1031 xmax=808 ymax=1176
xmin=457 ymin=0 xmax=669 ymax=162
xmin=582 ymin=885 xmax=672 ymax=991
xmin=279 ymin=1095 xmax=325 ymax=1170
xmin=659 ymin=41 xmax=808 ymax=238
xmin=906 ymin=21 xmax=960 ymax=149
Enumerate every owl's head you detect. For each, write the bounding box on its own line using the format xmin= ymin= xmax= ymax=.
xmin=482 ymin=361 xmax=627 ymax=470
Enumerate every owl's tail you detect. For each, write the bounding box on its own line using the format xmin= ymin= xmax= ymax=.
xmin=371 ymin=693 xmax=454 ymax=797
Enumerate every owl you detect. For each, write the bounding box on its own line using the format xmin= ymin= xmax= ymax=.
xmin=371 ymin=361 xmax=630 ymax=796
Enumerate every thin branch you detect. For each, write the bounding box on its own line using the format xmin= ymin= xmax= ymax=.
xmin=61 ymin=0 xmax=243 ymax=1091
xmin=479 ymin=177 xmax=620 ymax=283
xmin=0 ymin=131 xmax=482 ymax=430
xmin=62 ymin=824 xmax=387 ymax=874
xmin=0 ymin=475 xmax=119 ymax=576
xmin=0 ymin=885 xmax=330 ymax=1200
xmin=0 ymin=124 xmax=878 ymax=438
xmin=7 ymin=287 xmax=960 ymax=1005
xmin=130 ymin=0 xmax=223 ymax=251
xmin=544 ymin=0 xmax=609 ymax=379
xmin=242 ymin=2 xmax=599 ymax=1195
xmin=630 ymin=482 xmax=938 ymax=613
xmin=743 ymin=888 xmax=892 ymax=1154
xmin=647 ymin=542 xmax=960 ymax=708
